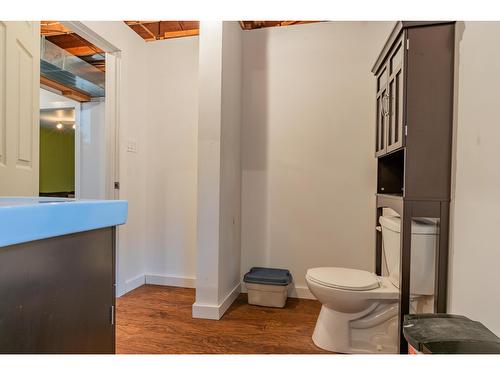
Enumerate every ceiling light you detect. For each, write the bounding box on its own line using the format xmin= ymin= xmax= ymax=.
xmin=56 ymin=123 xmax=63 ymax=130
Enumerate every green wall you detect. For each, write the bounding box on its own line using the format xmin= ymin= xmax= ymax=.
xmin=39 ymin=127 xmax=75 ymax=193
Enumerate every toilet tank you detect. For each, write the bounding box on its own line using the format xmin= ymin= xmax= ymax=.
xmin=379 ymin=216 xmax=438 ymax=295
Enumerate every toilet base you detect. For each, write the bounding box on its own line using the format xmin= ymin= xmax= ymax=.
xmin=312 ymin=304 xmax=398 ymax=354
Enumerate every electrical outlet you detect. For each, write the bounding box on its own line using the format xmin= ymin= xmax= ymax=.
xmin=126 ymin=139 xmax=138 ymax=153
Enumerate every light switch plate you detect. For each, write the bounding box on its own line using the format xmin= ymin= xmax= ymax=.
xmin=126 ymin=139 xmax=138 ymax=153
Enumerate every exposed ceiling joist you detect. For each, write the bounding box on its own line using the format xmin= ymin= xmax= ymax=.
xmin=239 ymin=21 xmax=318 ymax=30
xmin=40 ymin=76 xmax=92 ymax=103
xmin=124 ymin=21 xmax=321 ymax=42
xmin=124 ymin=21 xmax=200 ymax=41
xmin=164 ymin=29 xmax=199 ymax=39
xmin=40 ymin=20 xmax=73 ymax=36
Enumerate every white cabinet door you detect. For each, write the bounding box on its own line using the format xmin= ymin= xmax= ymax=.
xmin=0 ymin=21 xmax=40 ymax=196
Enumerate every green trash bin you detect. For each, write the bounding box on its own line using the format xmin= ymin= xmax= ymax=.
xmin=403 ymin=314 xmax=500 ymax=354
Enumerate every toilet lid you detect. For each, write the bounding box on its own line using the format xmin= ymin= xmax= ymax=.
xmin=307 ymin=267 xmax=380 ymax=291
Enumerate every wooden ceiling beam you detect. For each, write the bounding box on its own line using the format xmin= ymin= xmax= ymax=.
xmin=279 ymin=21 xmax=298 ymax=26
xmin=138 ymin=23 xmax=158 ymax=40
xmin=124 ymin=21 xmax=159 ymax=26
xmin=40 ymin=21 xmax=73 ymax=36
xmin=40 ymin=76 xmax=91 ymax=103
xmin=57 ymin=45 xmax=102 ymax=57
xmin=69 ymin=32 xmax=103 ymax=56
xmin=238 ymin=20 xmax=320 ymax=30
xmin=163 ymin=29 xmax=199 ymax=39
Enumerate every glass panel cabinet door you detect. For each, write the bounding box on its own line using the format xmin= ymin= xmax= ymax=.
xmin=375 ymin=68 xmax=388 ymax=157
xmin=387 ymin=38 xmax=405 ymax=153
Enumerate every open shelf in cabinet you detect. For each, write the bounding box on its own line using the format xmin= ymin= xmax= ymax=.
xmin=377 ymin=149 xmax=404 ymax=196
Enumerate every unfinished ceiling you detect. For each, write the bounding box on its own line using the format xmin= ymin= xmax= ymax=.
xmin=40 ymin=21 xmax=106 ymax=72
xmin=125 ymin=21 xmax=200 ymax=41
xmin=124 ymin=21 xmax=320 ymax=41
xmin=40 ymin=21 xmax=106 ymax=102
xmin=239 ymin=21 xmax=318 ymax=30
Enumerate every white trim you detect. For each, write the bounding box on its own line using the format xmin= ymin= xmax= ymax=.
xmin=119 ymin=276 xmax=315 ymax=301
xmin=74 ymin=104 xmax=81 ymax=199
xmin=191 ymin=303 xmax=221 ymax=320
xmin=219 ymin=283 xmax=241 ymax=316
xmin=145 ymin=274 xmax=196 ymax=288
xmin=59 ymin=22 xmax=120 ymax=53
xmin=117 ymin=273 xmax=197 ymax=297
xmin=192 ymin=283 xmax=241 ymax=320
xmin=289 ymin=285 xmax=316 ymax=300
xmin=104 ymin=52 xmax=121 ymax=200
xmin=240 ymin=283 xmax=316 ymax=300
xmin=118 ymin=274 xmax=146 ymax=297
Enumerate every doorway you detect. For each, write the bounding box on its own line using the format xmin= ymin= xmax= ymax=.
xmin=39 ymin=21 xmax=110 ymax=199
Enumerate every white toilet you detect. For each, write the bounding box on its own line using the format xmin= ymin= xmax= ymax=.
xmin=306 ymin=215 xmax=438 ymax=353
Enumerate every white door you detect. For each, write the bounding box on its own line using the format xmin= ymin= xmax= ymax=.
xmin=0 ymin=21 xmax=40 ymax=196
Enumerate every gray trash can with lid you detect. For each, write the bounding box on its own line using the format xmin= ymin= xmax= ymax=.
xmin=403 ymin=313 xmax=500 ymax=354
xmin=243 ymin=267 xmax=292 ymax=308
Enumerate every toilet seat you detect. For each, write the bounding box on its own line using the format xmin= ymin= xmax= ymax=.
xmin=306 ymin=267 xmax=380 ymax=291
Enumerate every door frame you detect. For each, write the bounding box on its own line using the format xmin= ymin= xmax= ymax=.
xmin=61 ymin=21 xmax=121 ymax=200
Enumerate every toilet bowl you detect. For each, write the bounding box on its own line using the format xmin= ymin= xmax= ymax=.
xmin=306 ymin=268 xmax=399 ymax=353
xmin=306 ymin=215 xmax=438 ymax=353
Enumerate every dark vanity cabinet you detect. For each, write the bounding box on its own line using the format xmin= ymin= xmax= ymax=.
xmin=372 ymin=22 xmax=455 ymax=353
xmin=0 ymin=228 xmax=116 ymax=354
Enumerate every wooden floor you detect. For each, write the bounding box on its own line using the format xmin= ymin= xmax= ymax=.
xmin=116 ymin=285 xmax=328 ymax=354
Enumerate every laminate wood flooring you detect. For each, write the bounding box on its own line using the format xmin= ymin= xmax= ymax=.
xmin=116 ymin=285 xmax=328 ymax=354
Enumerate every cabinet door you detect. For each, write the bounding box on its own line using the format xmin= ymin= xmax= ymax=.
xmin=375 ymin=67 xmax=388 ymax=157
xmin=0 ymin=228 xmax=115 ymax=354
xmin=387 ymin=38 xmax=405 ymax=153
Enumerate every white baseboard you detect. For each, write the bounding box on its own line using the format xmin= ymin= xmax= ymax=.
xmin=240 ymin=283 xmax=316 ymax=300
xmin=145 ymin=274 xmax=196 ymax=288
xmin=117 ymin=274 xmax=146 ymax=297
xmin=288 ymin=285 xmax=316 ymax=300
xmin=192 ymin=283 xmax=241 ymax=320
xmin=119 ymin=275 xmax=315 ymax=302
xmin=117 ymin=273 xmax=196 ymax=297
xmin=191 ymin=303 xmax=221 ymax=320
xmin=219 ymin=283 xmax=241 ymax=316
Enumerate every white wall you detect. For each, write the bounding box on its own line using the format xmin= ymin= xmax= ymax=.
xmin=81 ymin=22 xmax=201 ymax=296
xmin=143 ymin=36 xmax=199 ymax=288
xmin=194 ymin=21 xmax=224 ymax=315
xmin=79 ymin=99 xmax=106 ymax=199
xmin=240 ymin=21 xmax=394 ymax=298
xmin=82 ymin=21 xmax=149 ymax=296
xmin=218 ymin=21 xmax=243 ymax=306
xmin=193 ymin=21 xmax=242 ymax=319
xmin=448 ymin=22 xmax=500 ymax=335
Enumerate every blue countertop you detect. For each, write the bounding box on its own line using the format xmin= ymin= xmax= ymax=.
xmin=0 ymin=197 xmax=128 ymax=248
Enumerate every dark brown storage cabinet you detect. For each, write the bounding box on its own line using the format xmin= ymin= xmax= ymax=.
xmin=0 ymin=228 xmax=116 ymax=354
xmin=372 ymin=21 xmax=455 ymax=353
